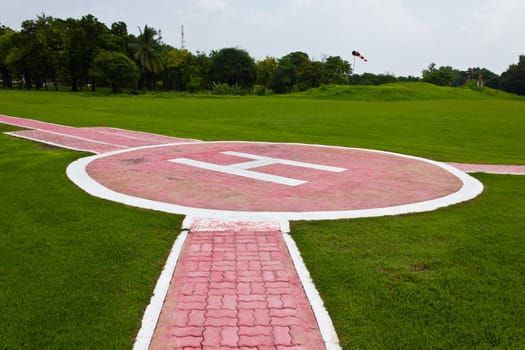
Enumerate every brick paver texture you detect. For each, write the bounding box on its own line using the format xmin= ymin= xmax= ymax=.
xmin=149 ymin=224 xmax=326 ymax=350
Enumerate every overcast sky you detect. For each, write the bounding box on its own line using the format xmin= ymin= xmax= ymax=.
xmin=1 ymin=0 xmax=524 ymax=76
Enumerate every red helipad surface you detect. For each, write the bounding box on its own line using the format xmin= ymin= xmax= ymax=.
xmin=85 ymin=142 xmax=463 ymax=213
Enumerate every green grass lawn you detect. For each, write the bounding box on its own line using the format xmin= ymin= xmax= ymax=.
xmin=0 ymin=124 xmax=182 ymax=349
xmin=0 ymin=84 xmax=524 ymax=164
xmin=292 ymin=173 xmax=525 ymax=349
xmin=1 ymin=84 xmax=524 ymax=349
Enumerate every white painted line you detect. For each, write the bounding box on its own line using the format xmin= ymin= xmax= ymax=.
xmin=5 ymin=132 xmax=101 ymax=154
xmin=186 ymin=216 xmax=282 ymax=232
xmin=169 ymin=149 xmax=347 ymax=187
xmin=132 ymin=228 xmax=188 ymax=350
xmin=28 ymin=129 xmax=131 ymax=148
xmin=169 ymin=157 xmax=307 ymax=186
xmin=88 ymin=128 xmax=200 ymax=144
xmin=282 ymin=226 xmax=341 ymax=350
xmin=181 ymin=215 xmax=194 ymax=230
xmin=0 ymin=114 xmax=67 ymax=129
xmin=462 ymin=169 xmax=525 ymax=176
xmin=223 ymin=151 xmax=347 ymax=172
xmin=232 ymin=158 xmax=277 ymax=170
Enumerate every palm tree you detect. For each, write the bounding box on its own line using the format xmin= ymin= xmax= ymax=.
xmin=134 ymin=25 xmax=161 ymax=89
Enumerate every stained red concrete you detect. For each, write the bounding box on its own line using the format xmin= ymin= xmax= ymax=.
xmin=447 ymin=162 xmax=525 ymax=175
xmin=0 ymin=114 xmax=198 ymax=153
xmin=149 ymin=220 xmax=326 ymax=350
xmin=87 ymin=142 xmax=463 ymax=212
xmin=8 ymin=129 xmax=125 ymax=153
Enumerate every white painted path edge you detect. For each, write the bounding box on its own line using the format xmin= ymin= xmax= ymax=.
xmin=133 ymin=230 xmax=188 ymax=350
xmin=132 ymin=217 xmax=341 ymax=350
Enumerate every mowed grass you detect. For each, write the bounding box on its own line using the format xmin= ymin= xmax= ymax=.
xmin=0 ymin=124 xmax=182 ymax=349
xmin=0 ymin=84 xmax=524 ymax=349
xmin=0 ymin=84 xmax=524 ymax=164
xmin=291 ymin=173 xmax=525 ymax=349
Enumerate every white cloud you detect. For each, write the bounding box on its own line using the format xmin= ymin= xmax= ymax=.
xmin=451 ymin=0 xmax=525 ymax=72
xmin=287 ymin=0 xmax=315 ymax=9
xmin=461 ymin=0 xmax=525 ymax=40
xmin=195 ymin=0 xmax=229 ymax=12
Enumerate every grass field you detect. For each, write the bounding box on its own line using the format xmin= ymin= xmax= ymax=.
xmin=1 ymin=83 xmax=524 ymax=349
xmin=0 ymin=124 xmax=182 ymax=349
xmin=292 ymin=174 xmax=525 ymax=349
xmin=0 ymin=83 xmax=524 ymax=164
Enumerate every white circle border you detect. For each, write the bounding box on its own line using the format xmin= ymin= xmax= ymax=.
xmin=66 ymin=141 xmax=484 ymax=221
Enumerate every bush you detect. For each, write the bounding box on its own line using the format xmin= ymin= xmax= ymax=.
xmin=253 ymin=84 xmax=271 ymax=96
xmin=211 ymin=82 xmax=249 ymax=96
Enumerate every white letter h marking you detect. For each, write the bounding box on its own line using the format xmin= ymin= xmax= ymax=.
xmin=169 ymin=151 xmax=346 ymax=187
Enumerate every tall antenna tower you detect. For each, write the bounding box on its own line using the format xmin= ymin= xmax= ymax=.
xmin=180 ymin=25 xmax=185 ymax=50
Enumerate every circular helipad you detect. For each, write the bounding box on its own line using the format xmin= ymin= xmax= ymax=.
xmin=67 ymin=142 xmax=483 ymax=220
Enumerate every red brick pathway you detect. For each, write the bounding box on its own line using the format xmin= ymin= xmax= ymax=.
xmin=149 ymin=219 xmax=326 ymax=350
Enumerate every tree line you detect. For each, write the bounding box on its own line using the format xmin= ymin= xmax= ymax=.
xmin=421 ymin=61 xmax=525 ymax=95
xmin=1 ymin=14 xmax=523 ymax=95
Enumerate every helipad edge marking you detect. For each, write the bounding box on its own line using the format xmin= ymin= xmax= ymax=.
xmin=280 ymin=223 xmax=342 ymax=349
xmin=133 ymin=228 xmax=188 ymax=350
xmin=5 ymin=131 xmax=102 ymax=154
xmin=67 ymin=141 xmax=484 ymax=221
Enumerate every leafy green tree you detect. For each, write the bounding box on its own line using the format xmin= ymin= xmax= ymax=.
xmin=62 ymin=18 xmax=85 ymax=91
xmin=309 ymin=61 xmax=324 ymax=88
xmin=422 ymin=63 xmax=456 ymax=86
xmin=209 ymin=48 xmax=256 ymax=88
xmin=398 ymin=75 xmax=420 ymax=82
xmin=80 ymin=15 xmax=111 ymax=91
xmin=281 ymin=51 xmax=312 ymax=91
xmin=4 ymin=22 xmax=39 ymax=89
xmin=91 ymin=50 xmax=139 ymax=92
xmin=187 ymin=51 xmax=211 ymax=92
xmin=350 ymin=72 xmax=398 ymax=85
xmin=18 ymin=14 xmax=64 ymax=90
xmin=109 ymin=22 xmax=135 ymax=58
xmin=3 ymin=27 xmax=36 ymax=89
xmin=272 ymin=56 xmax=297 ymax=93
xmin=323 ymin=56 xmax=351 ymax=84
xmin=63 ymin=15 xmax=109 ymax=91
xmin=133 ymin=25 xmax=162 ymax=89
xmin=285 ymin=51 xmax=309 ymax=69
xmin=256 ymin=56 xmax=278 ymax=90
xmin=499 ymin=56 xmax=525 ymax=96
xmin=0 ymin=25 xmax=15 ymax=88
xmin=160 ymin=48 xmax=193 ymax=91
